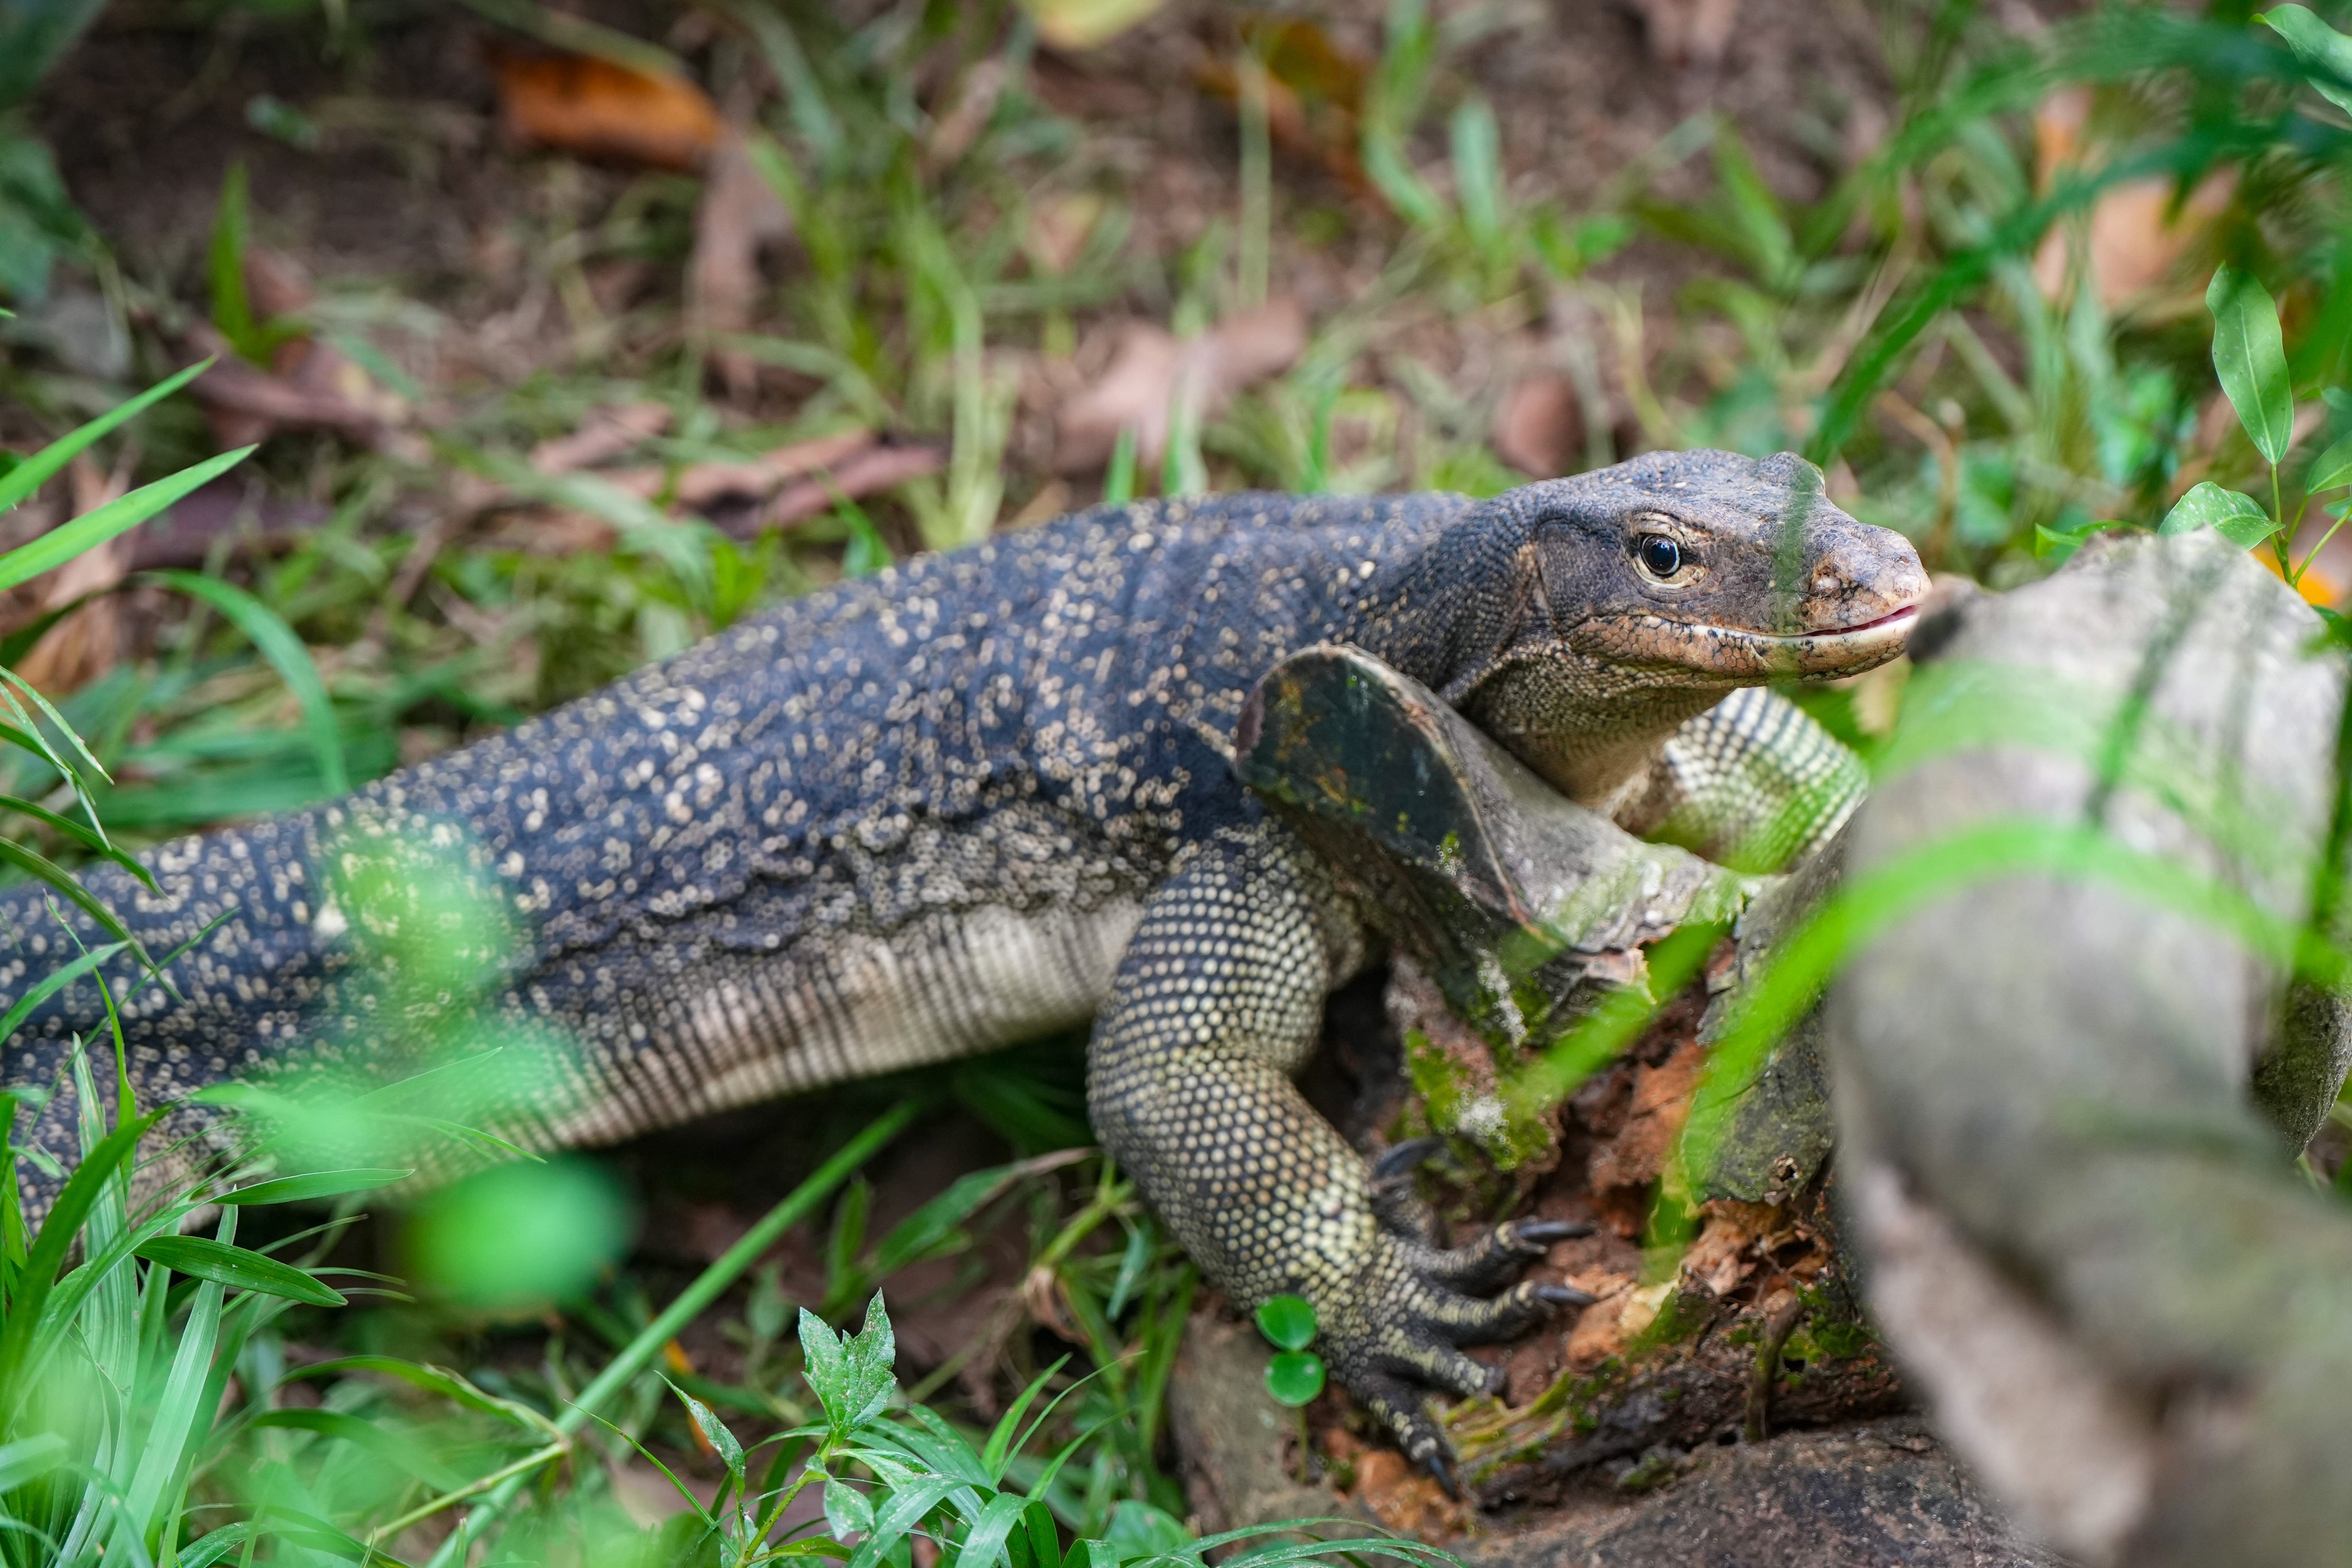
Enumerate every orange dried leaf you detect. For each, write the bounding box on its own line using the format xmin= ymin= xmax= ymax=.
xmin=491 ymin=49 xmax=721 ymax=171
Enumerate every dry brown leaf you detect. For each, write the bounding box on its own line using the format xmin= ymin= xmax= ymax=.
xmin=1346 ymin=1449 xmax=1462 ymax=1539
xmin=1194 ymin=20 xmax=1372 ymax=190
xmin=490 ymin=48 xmax=722 ymax=171
xmin=1585 ymin=1037 xmax=1704 ymax=1197
xmin=1562 ymin=1273 xmax=1642 ymax=1370
xmin=604 ymin=428 xmax=874 ymax=508
xmin=1055 ymin=298 xmax=1308 ymax=472
xmin=1025 ymin=194 xmax=1105 ymax=277
xmin=1492 ymin=372 xmax=1582 ymax=479
xmin=16 ymin=458 xmax=128 ymax=696
xmin=1018 ymin=0 xmax=1170 ymax=51
xmin=186 ymin=321 xmax=415 ymax=457
xmin=2030 ymin=88 xmax=2234 ymax=309
xmin=690 ymin=128 xmax=795 ymax=396
xmin=927 ymin=59 xmax=1009 ymax=169
xmin=1629 ymin=0 xmax=1744 ymax=65
xmin=529 ymin=402 xmax=673 ymax=476
xmin=760 ymin=441 xmax=948 ymax=530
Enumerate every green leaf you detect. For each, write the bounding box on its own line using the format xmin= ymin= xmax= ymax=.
xmin=0 ymin=360 xmax=214 ymax=519
xmin=0 ymin=939 xmax=128 ymax=1046
xmin=248 ymin=1409 xmax=467 ymax=1489
xmin=2307 ymin=429 xmax=2352 ymax=492
xmin=1254 ymin=1293 xmax=1318 ymax=1352
xmin=839 ymin=499 xmax=893 ymax=578
xmin=2207 ymin=263 xmax=2294 ymax=465
xmin=2159 ymin=481 xmax=2281 ymax=547
xmin=1449 ymin=98 xmax=1504 ymax=249
xmin=148 ymin=569 xmax=347 ymax=795
xmin=1021 ymin=1498 xmax=1062 ymax=1568
xmin=0 ymin=1431 xmax=67 ymax=1491
xmin=951 ymin=1490 xmax=1029 ymax=1568
xmin=670 ymin=1381 xmax=746 ymax=1478
xmin=1264 ymin=1350 xmax=1326 ymax=1407
xmin=2264 ymin=6 xmax=2352 ymax=117
xmin=1102 ymin=425 xmax=1137 ymax=507
xmin=134 ymin=1234 xmax=349 ymax=1306
xmin=209 ymin=161 xmax=260 ymax=362
xmin=0 ymin=445 xmax=252 ymax=596
xmin=214 ymin=1168 xmax=411 ymax=1206
xmin=824 ymin=1476 xmax=874 ymax=1539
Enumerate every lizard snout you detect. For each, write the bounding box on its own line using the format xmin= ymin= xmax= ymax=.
xmin=1797 ymin=528 xmax=1929 ymax=634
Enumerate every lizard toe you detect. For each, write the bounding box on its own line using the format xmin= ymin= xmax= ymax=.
xmin=1418 ymin=1216 xmax=1594 ymax=1291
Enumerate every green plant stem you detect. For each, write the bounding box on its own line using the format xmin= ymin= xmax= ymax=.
xmin=421 ymin=1101 xmax=917 ymax=1567
xmin=2274 ymin=463 xmax=2292 ymax=578
xmin=2294 ymin=505 xmax=2350 ymax=588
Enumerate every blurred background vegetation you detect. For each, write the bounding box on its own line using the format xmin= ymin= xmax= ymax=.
xmin=4 ymin=0 xmax=2352 ymax=1559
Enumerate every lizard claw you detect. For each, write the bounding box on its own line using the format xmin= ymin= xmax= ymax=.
xmin=1370 ymin=1137 xmax=1446 ymax=1183
xmin=1313 ymin=1223 xmax=1594 ymax=1491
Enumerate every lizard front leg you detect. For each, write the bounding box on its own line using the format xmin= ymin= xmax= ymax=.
xmin=1086 ymin=821 xmax=1588 ymax=1482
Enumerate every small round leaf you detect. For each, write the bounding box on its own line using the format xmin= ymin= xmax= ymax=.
xmin=1255 ymin=1293 xmax=1318 ymax=1351
xmin=1265 ymin=1351 xmax=1326 ymax=1407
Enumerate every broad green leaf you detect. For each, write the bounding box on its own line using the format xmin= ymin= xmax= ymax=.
xmin=214 ymin=1168 xmax=411 ymax=1205
xmin=824 ymin=1476 xmax=875 ymax=1539
xmin=2159 ymin=481 xmax=2281 ymax=547
xmin=1264 ymin=1350 xmax=1326 ymax=1407
xmin=1254 ymin=1294 xmax=1317 ymax=1352
xmin=2207 ymin=264 xmax=2294 ymax=465
xmin=148 ymin=569 xmax=347 ymax=795
xmin=2308 ymin=429 xmax=2352 ymax=492
xmin=134 ymin=1234 xmax=349 ymax=1306
xmin=2264 ymin=6 xmax=2352 ymax=117
xmin=671 ymin=1381 xmax=746 ymax=1477
xmin=0 ymin=360 xmax=212 ymax=517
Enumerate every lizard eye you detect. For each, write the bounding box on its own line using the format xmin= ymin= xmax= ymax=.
xmin=1635 ymin=534 xmax=1686 ymax=580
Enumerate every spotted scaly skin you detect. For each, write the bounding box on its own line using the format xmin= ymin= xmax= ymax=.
xmin=0 ymin=450 xmax=1925 ymax=1474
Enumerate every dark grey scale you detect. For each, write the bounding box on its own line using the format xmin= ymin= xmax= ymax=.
xmin=0 ymin=455 xmax=1925 ymax=1480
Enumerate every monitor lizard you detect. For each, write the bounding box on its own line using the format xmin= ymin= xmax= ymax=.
xmin=0 ymin=447 xmax=1924 ymax=1480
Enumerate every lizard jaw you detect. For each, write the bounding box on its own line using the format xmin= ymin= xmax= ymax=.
xmin=1572 ymin=604 xmax=1920 ymax=679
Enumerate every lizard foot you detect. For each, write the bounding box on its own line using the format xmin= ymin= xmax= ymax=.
xmin=1326 ymin=1141 xmax=1597 ymax=1494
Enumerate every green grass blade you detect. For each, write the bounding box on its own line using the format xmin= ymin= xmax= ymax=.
xmin=0 ymin=1104 xmax=166 ymax=1407
xmin=247 ymin=1409 xmax=468 ymax=1489
xmin=147 ymin=570 xmax=347 ymax=796
xmin=0 ymin=840 xmax=152 ymax=960
xmin=132 ymin=1235 xmax=348 ymax=1307
xmin=0 ymin=446 xmax=254 ymax=597
xmin=0 ymin=361 xmax=214 ymax=519
xmin=0 ymin=793 xmax=152 ymax=886
xmin=0 ymin=1431 xmax=68 ymax=1490
xmin=119 ymin=1225 xmax=230 ymax=1549
xmin=213 ymin=1168 xmax=411 ymax=1206
xmin=0 ymin=939 xmax=129 ymax=1043
xmin=948 ymin=1489 xmax=1028 ymax=1568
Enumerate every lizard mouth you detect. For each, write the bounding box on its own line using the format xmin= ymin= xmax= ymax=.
xmin=1574 ymin=605 xmax=1920 ymax=678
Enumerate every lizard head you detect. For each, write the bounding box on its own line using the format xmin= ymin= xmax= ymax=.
xmin=1442 ymin=449 xmax=1927 ymax=807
